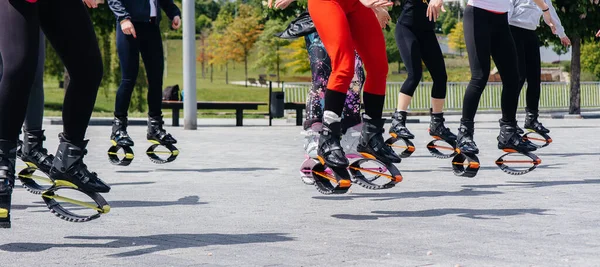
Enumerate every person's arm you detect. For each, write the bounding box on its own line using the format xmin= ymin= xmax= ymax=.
xmin=268 ymin=0 xmax=296 ymax=9
xmin=545 ymin=0 xmax=565 ymax=38
xmin=159 ymin=0 xmax=182 ymax=21
xmin=531 ymin=0 xmax=554 ymax=28
xmin=107 ymin=0 xmax=131 ymax=22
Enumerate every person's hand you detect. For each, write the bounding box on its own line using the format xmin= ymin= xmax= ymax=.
xmin=372 ymin=7 xmax=391 ymax=28
xmin=120 ymin=19 xmax=137 ymax=38
xmin=596 ymin=29 xmax=600 ymax=38
xmin=359 ymin=0 xmax=393 ymax=8
xmin=426 ymin=0 xmax=445 ymax=22
xmin=82 ymin=0 xmax=98 ymax=8
xmin=269 ymin=0 xmax=295 ymax=9
xmin=172 ymin=16 xmax=181 ymax=30
xmin=561 ymin=36 xmax=571 ymax=46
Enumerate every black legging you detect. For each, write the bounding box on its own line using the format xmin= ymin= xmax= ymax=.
xmin=395 ymin=23 xmax=447 ymax=99
xmin=114 ymin=21 xmax=164 ymax=118
xmin=0 ymin=0 xmax=102 ymax=143
xmin=511 ymin=25 xmax=541 ymax=112
xmin=462 ymin=6 xmax=520 ymax=122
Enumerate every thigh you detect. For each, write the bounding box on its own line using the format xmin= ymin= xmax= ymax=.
xmin=139 ymin=24 xmax=164 ymax=79
xmin=510 ymin=26 xmax=527 ymax=82
xmin=419 ymin=30 xmax=447 ymax=80
xmin=464 ymin=7 xmax=491 ymax=79
xmin=524 ymin=31 xmax=541 ymax=82
xmin=491 ymin=23 xmax=519 ymax=85
xmin=116 ymin=23 xmax=140 ymax=79
xmin=395 ymin=23 xmax=423 ymax=75
xmin=308 ymin=0 xmax=354 ymax=70
xmin=38 ymin=0 xmax=102 ymax=78
xmin=347 ymin=3 xmax=387 ymax=72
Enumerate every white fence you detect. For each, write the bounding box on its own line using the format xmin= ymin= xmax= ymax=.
xmin=282 ymin=82 xmax=600 ymax=111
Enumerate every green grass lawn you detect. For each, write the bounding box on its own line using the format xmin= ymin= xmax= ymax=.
xmin=43 ymin=39 xmax=577 ymax=118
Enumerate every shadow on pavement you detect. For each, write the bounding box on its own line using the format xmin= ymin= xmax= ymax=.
xmin=332 ymin=208 xmax=550 ymax=220
xmin=462 ymin=178 xmax=600 ymax=189
xmin=537 ymin=152 xmax=600 ymax=158
xmin=116 ymin=167 xmax=277 ymax=174
xmin=0 ymin=233 xmax=294 ymax=257
xmin=13 ymin=196 xmax=206 ymax=212
xmin=312 ymin=188 xmax=502 ymax=201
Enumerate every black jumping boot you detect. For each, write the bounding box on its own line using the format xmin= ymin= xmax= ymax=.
xmin=147 ymin=116 xmax=177 ymax=145
xmin=524 ymin=108 xmax=549 ymax=134
xmin=318 ymin=119 xmax=349 ymax=168
xmin=0 ymin=141 xmax=16 ymax=228
xmin=456 ymin=120 xmax=479 ymax=154
xmin=111 ymin=117 xmax=134 ymax=147
xmin=49 ymin=133 xmax=111 ymax=193
xmin=358 ymin=115 xmax=402 ymax=164
xmin=497 ymin=119 xmax=537 ymax=153
xmin=429 ymin=111 xmax=457 ymax=144
xmin=389 ymin=111 xmax=415 ymax=139
xmin=20 ymin=129 xmax=54 ymax=174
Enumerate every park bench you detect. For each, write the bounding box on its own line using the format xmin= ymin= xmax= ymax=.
xmin=248 ymin=78 xmax=258 ymax=86
xmin=284 ymin=102 xmax=306 ymax=126
xmin=258 ymin=74 xmax=268 ymax=87
xmin=162 ymin=101 xmax=267 ymax=126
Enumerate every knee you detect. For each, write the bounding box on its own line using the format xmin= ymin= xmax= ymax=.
xmin=400 ymin=71 xmax=421 ymax=96
xmin=470 ymin=71 xmax=489 ymax=91
xmin=364 ymin=60 xmax=388 ymax=84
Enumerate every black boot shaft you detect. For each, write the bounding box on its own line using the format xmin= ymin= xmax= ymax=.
xmin=111 ymin=117 xmax=135 ymax=146
xmin=456 ymin=120 xmax=479 ymax=154
xmin=22 ymin=129 xmax=46 ymax=155
xmin=359 ymin=116 xmax=402 ymax=164
xmin=51 ymin=133 xmax=111 ymax=193
xmin=147 ymin=116 xmax=177 ymax=144
xmin=497 ymin=121 xmax=537 ymax=152
xmin=0 ymin=141 xmax=17 ymax=193
xmin=429 ymin=112 xmax=457 ymax=143
xmin=53 ymin=134 xmax=89 ymax=173
xmin=390 ymin=111 xmax=415 ymax=139
xmin=317 ymin=121 xmax=349 ymax=168
xmin=112 ymin=117 xmax=128 ymax=133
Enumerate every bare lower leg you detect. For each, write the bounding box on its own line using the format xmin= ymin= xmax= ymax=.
xmin=396 ymin=93 xmax=412 ymax=111
xmin=431 ymin=98 xmax=445 ymax=113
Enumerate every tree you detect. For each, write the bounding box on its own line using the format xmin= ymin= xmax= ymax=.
xmin=225 ymin=4 xmax=263 ymax=87
xmin=255 ymin=19 xmax=291 ymax=82
xmin=448 ymin=21 xmax=465 ymax=56
xmin=284 ymin=38 xmax=310 ymax=74
xmin=581 ymin=39 xmax=600 ymax=80
xmin=196 ymin=0 xmax=221 ymax=21
xmin=207 ymin=8 xmax=236 ymax=84
xmin=552 ymin=44 xmax=569 ymax=63
xmin=537 ymin=0 xmax=600 ymax=114
xmin=437 ymin=2 xmax=461 ymax=34
xmin=196 ymin=14 xmax=213 ymax=79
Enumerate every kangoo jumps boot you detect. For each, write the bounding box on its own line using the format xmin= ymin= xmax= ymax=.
xmin=50 ymin=133 xmax=111 ymax=193
xmin=0 ymin=141 xmax=17 ymax=228
xmin=358 ymin=114 xmax=402 ymax=164
xmin=111 ymin=116 xmax=135 ymax=147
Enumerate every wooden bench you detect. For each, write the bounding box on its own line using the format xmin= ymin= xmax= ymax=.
xmin=162 ymin=101 xmax=267 ymax=126
xmin=285 ymin=102 xmax=306 ymax=126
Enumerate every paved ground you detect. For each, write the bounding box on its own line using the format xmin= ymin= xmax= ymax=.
xmin=1 ymin=114 xmax=600 ymax=266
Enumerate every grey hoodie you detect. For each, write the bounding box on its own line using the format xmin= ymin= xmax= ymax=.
xmin=508 ymin=0 xmax=566 ymax=38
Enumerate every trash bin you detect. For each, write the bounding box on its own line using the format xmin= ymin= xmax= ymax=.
xmin=270 ymin=92 xmax=285 ymax=118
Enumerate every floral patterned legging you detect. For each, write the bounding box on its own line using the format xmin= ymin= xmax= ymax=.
xmin=303 ymin=31 xmax=365 ymax=132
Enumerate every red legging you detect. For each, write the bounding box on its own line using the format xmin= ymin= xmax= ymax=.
xmin=308 ymin=0 xmax=388 ymax=96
